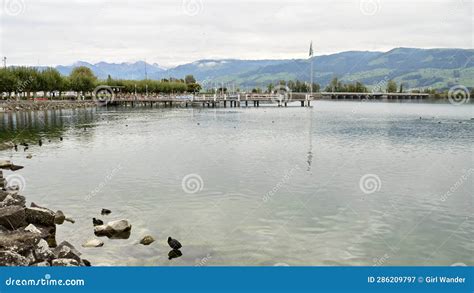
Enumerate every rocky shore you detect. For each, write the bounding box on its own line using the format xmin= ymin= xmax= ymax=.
xmin=0 ymin=170 xmax=89 ymax=266
xmin=0 ymin=100 xmax=97 ymax=113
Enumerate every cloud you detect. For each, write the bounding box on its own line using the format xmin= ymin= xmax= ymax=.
xmin=0 ymin=0 xmax=472 ymax=66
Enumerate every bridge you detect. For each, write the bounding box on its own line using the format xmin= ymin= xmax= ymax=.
xmin=106 ymin=92 xmax=429 ymax=108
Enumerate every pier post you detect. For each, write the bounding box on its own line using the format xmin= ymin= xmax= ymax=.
xmin=257 ymin=101 xmax=260 ymax=107
xmin=284 ymin=102 xmax=287 ymax=107
xmin=301 ymin=101 xmax=304 ymax=107
xmin=245 ymin=101 xmax=248 ymax=107
xmin=224 ymin=101 xmax=227 ymax=108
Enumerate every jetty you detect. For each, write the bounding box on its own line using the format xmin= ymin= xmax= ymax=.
xmin=106 ymin=92 xmax=429 ymax=108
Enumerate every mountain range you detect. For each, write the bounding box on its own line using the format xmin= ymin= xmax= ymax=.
xmin=54 ymin=48 xmax=474 ymax=90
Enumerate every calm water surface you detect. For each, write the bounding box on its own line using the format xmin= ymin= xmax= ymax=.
xmin=0 ymin=101 xmax=473 ymax=266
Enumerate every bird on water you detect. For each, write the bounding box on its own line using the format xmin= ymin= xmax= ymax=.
xmin=92 ymin=218 xmax=103 ymax=226
xmin=167 ymin=237 xmax=182 ymax=250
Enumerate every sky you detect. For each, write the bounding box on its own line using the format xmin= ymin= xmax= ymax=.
xmin=0 ymin=0 xmax=472 ymax=67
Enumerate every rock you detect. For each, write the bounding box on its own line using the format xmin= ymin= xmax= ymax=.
xmin=65 ymin=217 xmax=75 ymax=224
xmin=54 ymin=210 xmax=66 ymax=225
xmin=51 ymin=258 xmax=79 ymax=266
xmin=24 ymin=224 xmax=42 ymax=234
xmin=26 ymin=154 xmax=32 ymax=159
xmin=53 ymin=241 xmax=82 ymax=262
xmin=94 ymin=219 xmax=132 ymax=239
xmin=34 ymin=239 xmax=55 ymax=262
xmin=82 ymin=238 xmax=104 ymax=248
xmin=0 ymin=193 xmax=26 ymax=207
xmin=101 ymin=208 xmax=111 ymax=215
xmin=81 ymin=259 xmax=92 ymax=266
xmin=139 ymin=235 xmax=155 ymax=245
xmin=30 ymin=261 xmax=51 ymax=266
xmin=0 ymin=160 xmax=13 ymax=169
xmin=0 ymin=205 xmax=27 ymax=230
xmin=0 ymin=250 xmax=30 ymax=266
xmin=25 ymin=206 xmax=55 ymax=226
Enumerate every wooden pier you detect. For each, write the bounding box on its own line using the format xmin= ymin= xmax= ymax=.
xmin=105 ymin=92 xmax=429 ymax=108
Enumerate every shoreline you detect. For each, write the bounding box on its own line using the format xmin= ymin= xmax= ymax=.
xmin=0 ymin=168 xmax=90 ymax=267
xmin=0 ymin=100 xmax=98 ymax=113
xmin=0 ymin=97 xmax=470 ymax=113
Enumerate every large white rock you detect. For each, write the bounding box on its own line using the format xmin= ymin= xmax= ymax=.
xmin=94 ymin=219 xmax=131 ymax=238
xmin=0 ymin=160 xmax=12 ymax=168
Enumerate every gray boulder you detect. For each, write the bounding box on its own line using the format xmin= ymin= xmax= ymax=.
xmin=94 ymin=219 xmax=132 ymax=239
xmin=30 ymin=261 xmax=51 ymax=267
xmin=54 ymin=210 xmax=66 ymax=225
xmin=0 ymin=160 xmax=12 ymax=169
xmin=53 ymin=241 xmax=82 ymax=262
xmin=0 ymin=250 xmax=30 ymax=266
xmin=51 ymin=258 xmax=79 ymax=266
xmin=25 ymin=206 xmax=55 ymax=226
xmin=34 ymin=239 xmax=55 ymax=262
xmin=139 ymin=235 xmax=155 ymax=245
xmin=0 ymin=205 xmax=27 ymax=230
xmin=0 ymin=193 xmax=26 ymax=208
xmin=24 ymin=224 xmax=42 ymax=234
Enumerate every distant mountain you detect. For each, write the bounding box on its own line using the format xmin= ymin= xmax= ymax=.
xmin=55 ymin=48 xmax=474 ymax=89
xmin=56 ymin=61 xmax=165 ymax=80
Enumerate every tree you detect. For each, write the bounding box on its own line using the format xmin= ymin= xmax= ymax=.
xmin=399 ymin=83 xmax=404 ymax=93
xmin=267 ymin=83 xmax=274 ymax=93
xmin=386 ymin=80 xmax=397 ymax=93
xmin=184 ymin=75 xmax=196 ymax=84
xmin=0 ymin=68 xmax=18 ymax=98
xmin=40 ymin=68 xmax=63 ymax=98
xmin=69 ymin=66 xmax=97 ymax=97
xmin=10 ymin=67 xmax=40 ymax=98
xmin=187 ymin=83 xmax=201 ymax=93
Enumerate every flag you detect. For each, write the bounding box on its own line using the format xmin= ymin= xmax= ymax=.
xmin=309 ymin=41 xmax=313 ymax=57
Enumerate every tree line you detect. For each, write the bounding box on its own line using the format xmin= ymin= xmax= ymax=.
xmin=0 ymin=66 xmax=202 ymax=99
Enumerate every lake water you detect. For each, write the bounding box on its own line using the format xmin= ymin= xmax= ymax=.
xmin=0 ymin=101 xmax=473 ymax=266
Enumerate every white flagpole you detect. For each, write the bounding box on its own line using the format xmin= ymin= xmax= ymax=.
xmin=309 ymin=41 xmax=313 ymax=98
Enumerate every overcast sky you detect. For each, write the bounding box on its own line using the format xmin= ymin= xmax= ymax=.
xmin=0 ymin=0 xmax=472 ymax=67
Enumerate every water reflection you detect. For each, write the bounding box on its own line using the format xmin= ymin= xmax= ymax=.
xmin=0 ymin=109 xmax=97 ymax=144
xmin=168 ymin=249 xmax=183 ymax=260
